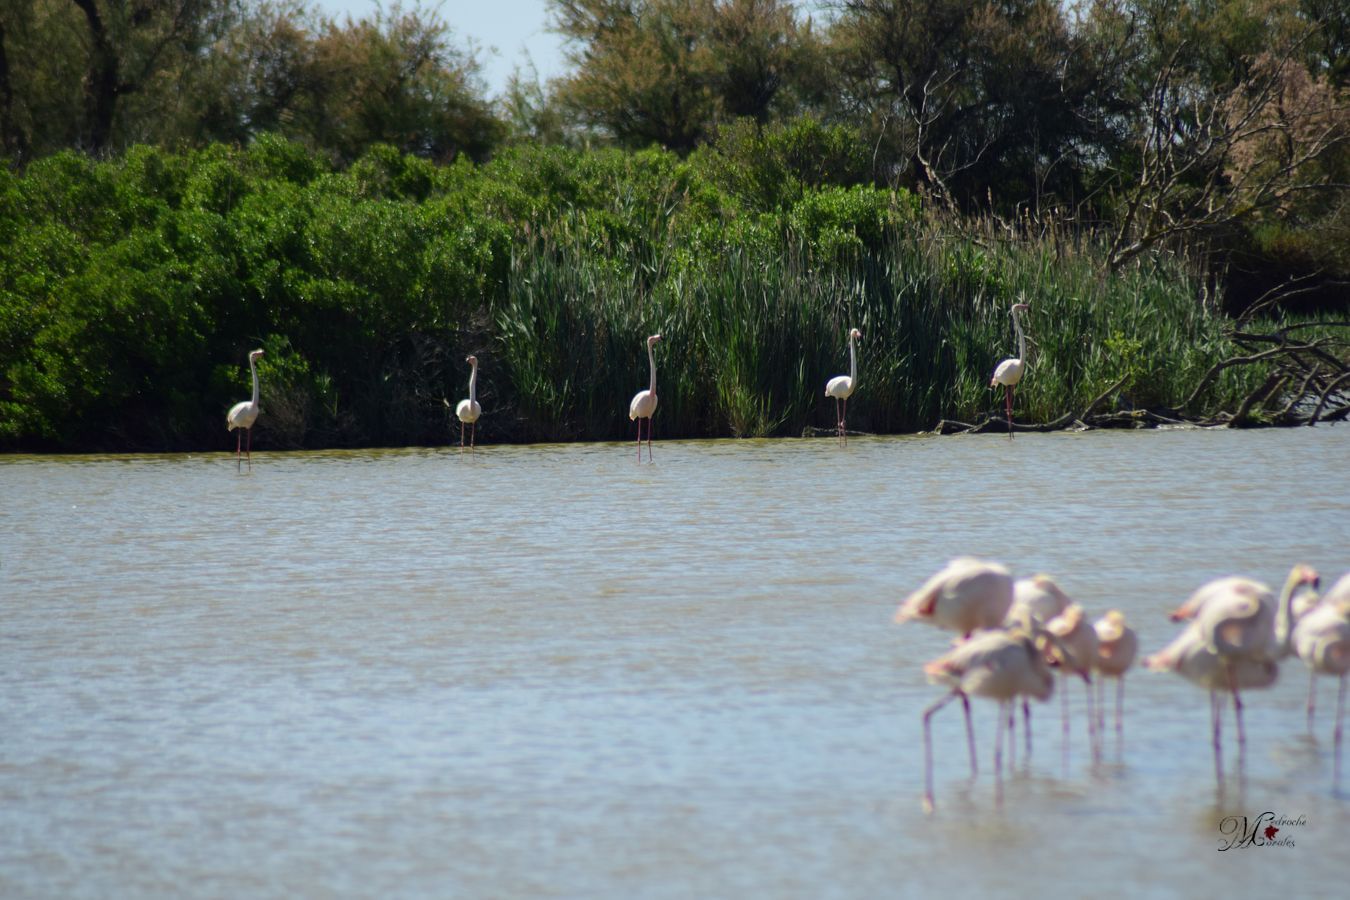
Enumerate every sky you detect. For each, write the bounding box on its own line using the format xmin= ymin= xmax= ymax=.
xmin=314 ymin=1 xmax=568 ymax=97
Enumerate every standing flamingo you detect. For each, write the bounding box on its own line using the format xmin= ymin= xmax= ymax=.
xmin=1045 ymin=603 xmax=1102 ymax=767
xmin=1002 ymin=574 xmax=1072 ymax=762
xmin=920 ymin=624 xmax=1057 ymax=812
xmin=824 ymin=327 xmax=862 ymax=445
xmin=226 ymin=348 xmax=264 ymax=471
xmin=1289 ymin=571 xmax=1349 ymax=781
xmin=1091 ymin=610 xmax=1139 ymax=755
xmin=629 ymin=334 xmax=662 ymax=462
xmin=1146 ymin=566 xmax=1318 ymax=777
xmin=456 ymin=355 xmax=482 ymax=452
xmin=990 ymin=302 xmax=1030 ymax=438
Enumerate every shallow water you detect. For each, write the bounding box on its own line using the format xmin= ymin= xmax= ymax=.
xmin=2 ymin=427 xmax=1348 ymax=897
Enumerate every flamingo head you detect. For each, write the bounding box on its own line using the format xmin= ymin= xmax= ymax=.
xmin=648 ymin=334 xmax=662 ymax=347
xmin=849 ymin=328 xmax=861 ymax=339
xmin=1011 ymin=303 xmax=1030 ymax=314
xmin=248 ymin=349 xmax=265 ymax=362
xmin=466 ymin=355 xmax=477 ymax=365
xmin=1287 ymin=563 xmax=1319 ymax=591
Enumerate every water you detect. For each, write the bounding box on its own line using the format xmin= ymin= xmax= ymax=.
xmin=2 ymin=427 xmax=1348 ymax=897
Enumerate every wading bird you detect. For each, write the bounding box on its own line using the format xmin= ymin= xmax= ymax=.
xmin=1001 ymin=574 xmax=1073 ymax=762
xmin=825 ymin=327 xmax=862 ymax=445
xmin=895 ymin=557 xmax=1016 ymax=638
xmin=1146 ymin=566 xmax=1319 ymax=778
xmin=1289 ymin=571 xmax=1350 ymax=780
xmin=1045 ymin=603 xmax=1102 ymax=767
xmin=1092 ymin=610 xmax=1139 ymax=755
xmin=456 ymin=355 xmax=482 ymax=452
xmin=991 ymin=302 xmax=1030 ymax=438
xmin=226 ymin=348 xmax=264 ymax=471
xmin=629 ymin=334 xmax=662 ymax=462
xmin=920 ymin=625 xmax=1056 ymax=812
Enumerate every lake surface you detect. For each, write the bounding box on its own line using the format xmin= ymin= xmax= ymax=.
xmin=2 ymin=427 xmax=1348 ymax=897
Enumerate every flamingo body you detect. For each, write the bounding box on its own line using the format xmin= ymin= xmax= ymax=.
xmin=226 ymin=399 xmax=260 ymax=431
xmin=824 ymin=374 xmax=854 ymax=399
xmin=629 ymin=390 xmax=657 ymax=420
xmin=895 ymin=557 xmax=1015 ymax=635
xmin=1093 ymin=610 xmax=1139 ymax=678
xmin=990 ymin=357 xmax=1025 ymax=388
xmin=1005 ymin=574 xmax=1072 ymax=629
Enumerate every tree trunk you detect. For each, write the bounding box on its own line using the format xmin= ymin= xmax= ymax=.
xmin=72 ymin=0 xmax=121 ymax=153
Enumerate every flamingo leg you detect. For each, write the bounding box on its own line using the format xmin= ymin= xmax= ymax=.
xmin=236 ymin=430 xmax=242 ymax=471
xmin=922 ymin=690 xmax=961 ymax=813
xmin=460 ymin=421 xmax=465 ymax=452
xmin=1060 ymin=673 xmax=1071 ymax=774
xmin=1116 ymin=677 xmax=1126 ymax=757
xmin=993 ymin=702 xmax=1006 ymax=807
xmin=1211 ymin=690 xmax=1225 ymax=784
xmin=1083 ymin=674 xmax=1100 ymax=766
xmin=245 ymin=427 xmax=252 ymax=469
xmin=1022 ymin=699 xmax=1032 ymax=762
xmin=1227 ymin=663 xmax=1247 ymax=764
xmin=1308 ymin=668 xmax=1318 ymax=732
xmin=470 ymin=420 xmax=476 ymax=452
xmin=961 ymin=693 xmax=978 ymax=780
xmin=1006 ymin=703 xmax=1016 ymax=770
xmin=841 ymin=397 xmax=848 ymax=446
xmin=647 ymin=417 xmax=653 ymax=462
xmin=1006 ymin=385 xmax=1014 ymax=439
xmin=636 ymin=418 xmax=643 ymax=462
xmin=1335 ymin=674 xmax=1346 ymax=787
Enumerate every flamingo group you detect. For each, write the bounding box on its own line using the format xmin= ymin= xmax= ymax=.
xmin=897 ymin=557 xmax=1143 ymax=812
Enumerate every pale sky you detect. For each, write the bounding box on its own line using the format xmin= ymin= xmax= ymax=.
xmin=313 ymin=0 xmax=568 ymax=97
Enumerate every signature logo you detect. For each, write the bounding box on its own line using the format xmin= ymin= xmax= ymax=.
xmin=1218 ymin=812 xmax=1305 ymax=850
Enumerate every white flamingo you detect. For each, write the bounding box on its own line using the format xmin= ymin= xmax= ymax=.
xmin=1289 ymin=571 xmax=1350 ymax=780
xmin=894 ymin=557 xmax=1016 ymax=637
xmin=1045 ymin=603 xmax=1102 ymax=767
xmin=920 ymin=624 xmax=1057 ymax=812
xmin=1092 ymin=610 xmax=1139 ymax=755
xmin=1001 ymin=574 xmax=1073 ymax=762
xmin=824 ymin=327 xmax=861 ymax=445
xmin=628 ymin=334 xmax=662 ymax=462
xmin=226 ymin=348 xmax=264 ymax=471
xmin=1147 ymin=566 xmax=1318 ymax=776
xmin=990 ymin=302 xmax=1030 ymax=438
xmin=456 ymin=355 xmax=482 ymax=452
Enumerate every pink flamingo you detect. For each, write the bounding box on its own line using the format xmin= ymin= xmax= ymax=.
xmin=920 ymin=625 xmax=1056 ymax=812
xmin=1001 ymin=574 xmax=1073 ymax=762
xmin=628 ymin=334 xmax=661 ymax=462
xmin=1290 ymin=571 xmax=1350 ymax=781
xmin=226 ymin=348 xmax=264 ymax=471
xmin=894 ymin=557 xmax=1015 ymax=637
xmin=1147 ymin=566 xmax=1318 ymax=776
xmin=1045 ymin=603 xmax=1102 ymax=768
xmin=990 ymin=302 xmax=1030 ymax=438
xmin=1092 ymin=610 xmax=1139 ymax=755
xmin=824 ymin=327 xmax=861 ymax=445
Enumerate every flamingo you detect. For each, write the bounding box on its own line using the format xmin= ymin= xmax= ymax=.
xmin=1045 ymin=603 xmax=1102 ymax=767
xmin=920 ymin=624 xmax=1057 ymax=812
xmin=824 ymin=327 xmax=862 ymax=445
xmin=1002 ymin=574 xmax=1073 ymax=761
xmin=629 ymin=334 xmax=661 ymax=462
xmin=1147 ymin=566 xmax=1319 ymax=776
xmin=990 ymin=302 xmax=1030 ymax=438
xmin=1289 ymin=571 xmax=1349 ymax=780
xmin=1091 ymin=610 xmax=1139 ymax=755
xmin=456 ymin=355 xmax=482 ymax=452
xmin=894 ymin=557 xmax=1015 ymax=637
xmin=226 ymin=348 xmax=264 ymax=471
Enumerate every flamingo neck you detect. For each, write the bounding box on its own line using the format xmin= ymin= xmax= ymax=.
xmin=1013 ymin=310 xmax=1026 ymax=362
xmin=468 ymin=360 xmax=478 ymax=403
xmin=249 ymin=356 xmax=260 ymax=406
xmin=1275 ymin=570 xmax=1303 ymax=654
xmin=647 ymin=342 xmax=657 ymax=396
xmin=848 ymin=332 xmax=857 ymax=384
